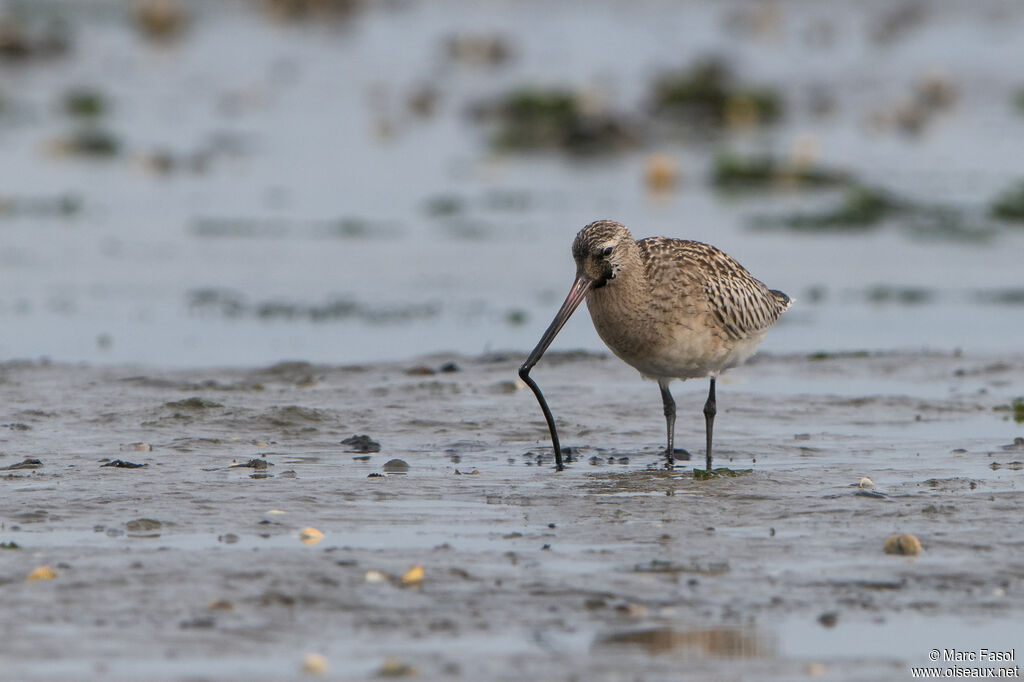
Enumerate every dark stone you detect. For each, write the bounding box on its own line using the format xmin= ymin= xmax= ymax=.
xmin=342 ymin=434 xmax=380 ymax=453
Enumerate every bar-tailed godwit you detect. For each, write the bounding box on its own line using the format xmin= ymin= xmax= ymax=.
xmin=519 ymin=219 xmax=791 ymax=472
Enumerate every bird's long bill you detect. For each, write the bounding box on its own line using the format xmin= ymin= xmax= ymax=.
xmin=518 ymin=272 xmax=593 ymax=471
xmin=522 ymin=272 xmax=593 ymax=371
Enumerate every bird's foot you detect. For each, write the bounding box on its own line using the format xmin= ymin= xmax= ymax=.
xmin=662 ymin=448 xmax=690 ymax=469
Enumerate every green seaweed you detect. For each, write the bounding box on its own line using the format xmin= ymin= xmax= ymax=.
xmin=975 ymin=289 xmax=1024 ymax=306
xmin=505 ymin=309 xmax=528 ymax=326
xmin=711 ymin=153 xmax=848 ymax=191
xmin=328 ymin=218 xmax=371 ymax=238
xmin=487 ymin=87 xmax=634 ymax=154
xmin=773 ymin=186 xmax=900 ymax=230
xmin=994 ymin=398 xmax=1024 ymax=423
xmin=63 ymin=88 xmax=107 ymax=118
xmin=756 ymin=185 xmax=1001 ymax=242
xmin=866 ymin=285 xmax=934 ymax=305
xmin=423 ymin=194 xmax=463 ymax=218
xmin=903 ymin=210 xmax=997 ymax=243
xmin=650 ymin=58 xmax=781 ymax=127
xmin=633 ymin=559 xmax=729 ymax=575
xmin=1013 ymin=89 xmax=1024 ymax=114
xmin=0 ymin=193 xmax=82 ymax=218
xmin=808 ymin=351 xmax=871 ymax=361
xmin=65 ymin=128 xmax=121 ymax=157
xmin=164 ymin=397 xmax=223 ymax=410
xmin=187 ymin=288 xmax=440 ymax=324
xmin=989 ymin=182 xmax=1024 ymax=222
xmin=693 ymin=467 xmax=753 ymax=480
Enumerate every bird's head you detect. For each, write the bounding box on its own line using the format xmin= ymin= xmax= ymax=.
xmin=571 ymin=219 xmax=632 ymax=289
xmin=517 ymin=219 xmax=636 ymax=467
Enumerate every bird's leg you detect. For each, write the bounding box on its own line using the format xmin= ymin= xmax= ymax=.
xmin=658 ymin=379 xmax=676 ymax=467
xmin=703 ymin=377 xmax=717 ymax=473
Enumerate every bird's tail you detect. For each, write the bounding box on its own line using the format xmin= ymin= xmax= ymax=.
xmin=770 ymin=289 xmax=794 ymax=311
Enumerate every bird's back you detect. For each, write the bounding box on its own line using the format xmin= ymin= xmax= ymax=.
xmin=637 ymin=237 xmax=791 ymax=342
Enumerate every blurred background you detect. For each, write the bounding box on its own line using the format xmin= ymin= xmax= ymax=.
xmin=1 ymin=0 xmax=1023 ymax=367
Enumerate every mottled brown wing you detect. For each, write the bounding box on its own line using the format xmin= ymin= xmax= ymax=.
xmin=638 ymin=237 xmax=791 ymax=340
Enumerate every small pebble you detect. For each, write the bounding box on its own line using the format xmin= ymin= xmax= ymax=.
xmin=230 ymin=458 xmax=268 ymax=470
xmin=377 ymin=658 xmax=417 ymax=678
xmin=805 ymin=662 xmax=827 ymax=677
xmin=125 ymin=518 xmax=162 ymax=532
xmin=133 ymin=0 xmax=189 ymax=42
xmin=26 ymin=565 xmax=57 ymax=582
xmin=365 ymin=570 xmax=389 ymax=584
xmin=400 ymin=564 xmax=424 ymax=586
xmin=1 ymin=458 xmax=43 ymax=470
xmin=179 ymin=616 xmax=215 ymax=629
xmin=644 ymin=153 xmax=680 ymax=192
xmin=342 ymin=434 xmax=380 ymax=453
xmin=883 ymin=533 xmax=922 ymax=556
xmin=298 ymin=527 xmax=324 ymax=546
xmin=494 ymin=380 xmax=522 ymax=394
xmin=302 ymin=653 xmax=328 ymax=675
xmin=102 ymin=459 xmax=147 ymax=468
xmin=383 ymin=459 xmax=410 ymax=474
xmin=615 ymin=602 xmax=648 ymax=618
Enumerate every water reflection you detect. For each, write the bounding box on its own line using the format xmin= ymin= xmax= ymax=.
xmin=596 ymin=627 xmax=771 ymax=658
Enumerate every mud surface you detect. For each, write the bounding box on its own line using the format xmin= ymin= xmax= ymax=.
xmin=1 ymin=350 xmax=1023 ymax=680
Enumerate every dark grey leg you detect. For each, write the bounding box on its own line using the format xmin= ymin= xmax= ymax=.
xmin=658 ymin=379 xmax=676 ymax=466
xmin=703 ymin=377 xmax=717 ymax=472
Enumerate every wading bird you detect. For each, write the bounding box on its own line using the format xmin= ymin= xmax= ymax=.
xmin=519 ymin=220 xmax=791 ymax=472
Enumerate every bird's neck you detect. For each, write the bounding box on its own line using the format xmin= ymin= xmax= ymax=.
xmin=585 ymin=248 xmax=655 ymax=349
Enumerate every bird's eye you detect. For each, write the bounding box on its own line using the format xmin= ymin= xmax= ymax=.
xmin=601 ymin=246 xmax=613 ymax=257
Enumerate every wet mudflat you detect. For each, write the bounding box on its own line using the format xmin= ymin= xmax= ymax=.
xmin=1 ymin=350 xmax=1022 ymax=681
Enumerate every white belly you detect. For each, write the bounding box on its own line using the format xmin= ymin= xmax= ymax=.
xmin=598 ymin=319 xmax=767 ymax=380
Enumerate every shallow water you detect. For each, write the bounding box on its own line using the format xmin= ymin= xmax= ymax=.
xmin=3 ymin=1 xmax=1024 ymax=366
xmin=777 ymin=614 xmax=1022 ymax=661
